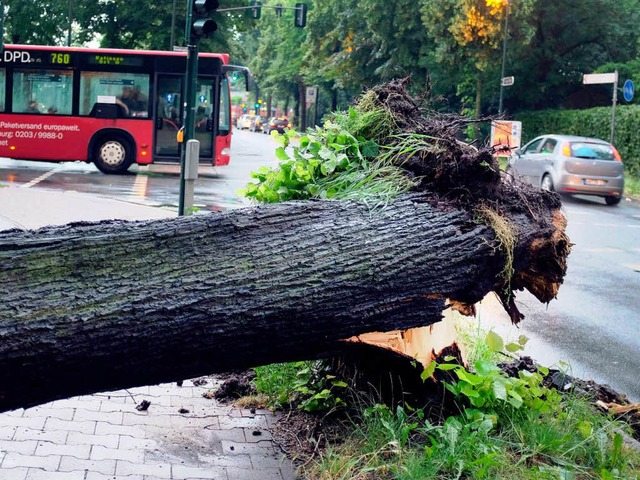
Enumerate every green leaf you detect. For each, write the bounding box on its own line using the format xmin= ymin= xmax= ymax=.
xmin=361 ymin=140 xmax=379 ymax=158
xmin=474 ymin=359 xmax=498 ymax=377
xmin=577 ymin=420 xmax=593 ymax=438
xmin=436 ymin=363 xmax=459 ymax=371
xmin=492 ymin=379 xmax=507 ymax=400
xmin=485 ymin=331 xmax=504 ymax=352
xmin=456 ymin=369 xmax=482 ymax=386
xmin=461 ymin=383 xmax=480 ymax=398
xmin=420 ymin=361 xmax=437 ymax=381
xmin=275 ymin=147 xmax=289 ymax=161
xmin=505 ymin=342 xmax=522 ymax=353
xmin=507 ymin=389 xmax=523 ymax=408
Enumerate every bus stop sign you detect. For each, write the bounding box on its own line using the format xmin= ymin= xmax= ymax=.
xmin=623 ymin=79 xmax=634 ymax=102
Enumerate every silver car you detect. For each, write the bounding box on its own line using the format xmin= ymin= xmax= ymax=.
xmin=506 ymin=134 xmax=625 ymax=206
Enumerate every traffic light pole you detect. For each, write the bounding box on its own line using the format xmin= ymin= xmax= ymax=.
xmin=178 ymin=43 xmax=199 ymax=216
xmin=177 ymin=0 xmax=306 ymax=215
xmin=179 ymin=0 xmax=201 ymax=216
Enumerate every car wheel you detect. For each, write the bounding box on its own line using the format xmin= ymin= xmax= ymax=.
xmin=605 ymin=195 xmax=621 ymax=206
xmin=541 ymin=174 xmax=554 ymax=192
xmin=93 ymin=136 xmax=133 ymax=174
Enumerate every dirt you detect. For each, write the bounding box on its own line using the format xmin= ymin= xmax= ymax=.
xmin=210 ymin=370 xmax=257 ymax=402
xmin=362 ymin=77 xmax=562 ymax=213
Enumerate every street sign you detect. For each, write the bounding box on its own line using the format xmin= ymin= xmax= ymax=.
xmin=623 ymin=79 xmax=635 ymax=102
xmin=583 ymin=72 xmax=618 ymax=84
xmin=306 ymin=86 xmax=318 ymax=104
xmin=501 ymin=76 xmax=514 ymax=87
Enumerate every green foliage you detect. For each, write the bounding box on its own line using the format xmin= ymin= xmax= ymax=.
xmin=306 ymin=331 xmax=640 ymax=479
xmin=518 ymin=105 xmax=640 ymax=175
xmin=439 ymin=358 xmax=561 ymax=425
xmin=241 ymin=121 xmax=414 ymax=206
xmin=254 ymin=360 xmax=347 ymax=412
xmin=293 ymin=361 xmax=348 ymax=413
xmin=254 ymin=362 xmax=303 ymax=407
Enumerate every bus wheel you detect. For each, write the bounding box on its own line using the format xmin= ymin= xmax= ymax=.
xmin=94 ymin=137 xmax=133 ymax=174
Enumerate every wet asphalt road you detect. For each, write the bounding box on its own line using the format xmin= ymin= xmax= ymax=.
xmin=1 ymin=132 xmax=639 ymax=401
xmin=481 ymin=194 xmax=640 ymax=401
xmin=0 ymin=128 xmax=279 ymax=212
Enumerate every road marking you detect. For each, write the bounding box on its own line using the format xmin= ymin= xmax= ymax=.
xmin=132 ymin=170 xmax=149 ymax=198
xmin=21 ymin=168 xmax=60 ymax=189
xmin=582 ymin=247 xmax=624 ymax=253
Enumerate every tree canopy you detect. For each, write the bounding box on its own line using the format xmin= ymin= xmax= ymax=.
xmin=2 ymin=0 xmax=639 ymax=122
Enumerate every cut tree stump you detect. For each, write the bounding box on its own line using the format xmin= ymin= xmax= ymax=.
xmin=0 ymin=192 xmax=569 ymax=412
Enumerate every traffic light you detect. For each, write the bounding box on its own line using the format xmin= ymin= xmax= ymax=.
xmin=294 ymin=3 xmax=307 ymax=28
xmin=190 ymin=0 xmax=219 ymax=42
xmin=241 ymin=103 xmax=247 ymax=112
xmin=249 ymin=1 xmax=262 ymax=19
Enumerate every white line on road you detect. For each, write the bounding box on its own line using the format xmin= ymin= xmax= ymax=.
xmin=21 ymin=168 xmax=61 ymax=189
xmin=581 ymin=247 xmax=624 ymax=253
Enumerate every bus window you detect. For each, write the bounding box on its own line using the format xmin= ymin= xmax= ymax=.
xmin=219 ymin=77 xmax=230 ymax=134
xmin=0 ymin=69 xmax=5 ymax=111
xmin=12 ymin=69 xmax=73 ymax=115
xmin=80 ymin=71 xmax=150 ymax=117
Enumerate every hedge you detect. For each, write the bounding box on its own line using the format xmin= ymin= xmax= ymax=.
xmin=516 ymin=105 xmax=640 ymax=175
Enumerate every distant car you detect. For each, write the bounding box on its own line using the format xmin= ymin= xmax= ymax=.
xmin=249 ymin=115 xmax=265 ymax=132
xmin=262 ymin=117 xmax=275 ymax=134
xmin=263 ymin=117 xmax=290 ymax=134
xmin=236 ymin=114 xmax=254 ymax=130
xmin=506 ymin=134 xmax=625 ymax=206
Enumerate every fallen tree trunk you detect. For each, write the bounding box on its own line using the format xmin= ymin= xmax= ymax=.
xmin=0 ymin=192 xmax=568 ymax=412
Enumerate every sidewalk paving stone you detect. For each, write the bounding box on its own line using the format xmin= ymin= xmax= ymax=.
xmin=0 ymin=377 xmax=297 ymax=479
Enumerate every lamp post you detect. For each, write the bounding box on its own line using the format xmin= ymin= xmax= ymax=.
xmin=498 ymin=0 xmax=509 ymax=116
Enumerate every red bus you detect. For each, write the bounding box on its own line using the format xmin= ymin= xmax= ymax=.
xmin=0 ymin=44 xmax=247 ymax=174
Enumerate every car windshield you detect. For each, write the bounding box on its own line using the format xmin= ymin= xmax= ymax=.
xmin=570 ymin=142 xmax=615 ymax=160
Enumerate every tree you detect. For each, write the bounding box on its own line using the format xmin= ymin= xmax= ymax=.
xmin=3 ymin=0 xmax=70 ymax=45
xmin=0 ymin=188 xmax=569 ymax=413
xmin=250 ymin=0 xmax=308 ymax=128
xmin=506 ymin=0 xmax=640 ymax=111
xmin=421 ymin=0 xmax=535 ymax=123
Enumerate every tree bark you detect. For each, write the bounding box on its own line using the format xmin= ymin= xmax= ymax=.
xmin=0 ymin=193 xmax=568 ymax=412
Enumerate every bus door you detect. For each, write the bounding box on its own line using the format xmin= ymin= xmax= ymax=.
xmin=193 ymin=77 xmax=216 ymax=161
xmin=154 ymin=75 xmax=216 ymax=162
xmin=155 ymin=75 xmax=183 ymax=160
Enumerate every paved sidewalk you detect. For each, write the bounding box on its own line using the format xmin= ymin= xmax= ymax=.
xmin=0 ymin=378 xmax=295 ymax=480
xmin=0 ymin=185 xmax=297 ymax=480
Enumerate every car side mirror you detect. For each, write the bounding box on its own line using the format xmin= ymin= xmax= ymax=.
xmin=514 ymin=148 xmax=522 ymax=156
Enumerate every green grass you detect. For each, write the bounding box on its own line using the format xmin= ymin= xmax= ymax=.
xmin=253 ymin=361 xmax=308 ymax=408
xmin=300 ymin=385 xmax=640 ymax=480
xmin=625 ymin=172 xmax=640 ymax=199
xmin=252 ymin=321 xmax=640 ymax=480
